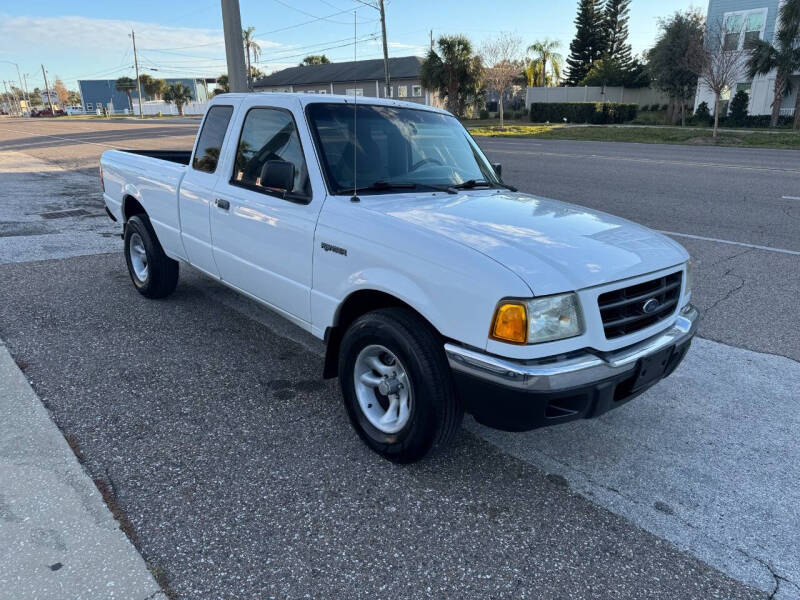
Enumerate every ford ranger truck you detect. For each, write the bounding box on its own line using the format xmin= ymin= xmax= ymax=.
xmin=100 ymin=93 xmax=698 ymax=462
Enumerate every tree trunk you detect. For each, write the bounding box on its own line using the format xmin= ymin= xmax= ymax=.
xmin=681 ymin=99 xmax=686 ymax=127
xmin=793 ymin=87 xmax=800 ymax=130
xmin=499 ymin=93 xmax=504 ymax=128
xmin=245 ymin=45 xmax=252 ymax=91
xmin=541 ymin=57 xmax=547 ymax=87
xmin=770 ymin=74 xmax=785 ymax=128
xmin=713 ymin=92 xmax=720 ymax=139
xmin=178 ymin=103 xmax=184 ymax=117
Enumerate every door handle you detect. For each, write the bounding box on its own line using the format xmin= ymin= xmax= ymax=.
xmin=214 ymin=198 xmax=230 ymax=211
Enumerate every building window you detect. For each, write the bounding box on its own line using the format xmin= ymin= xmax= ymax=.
xmin=735 ymin=81 xmax=752 ymax=97
xmin=86 ymin=103 xmax=93 ymax=110
xmin=397 ymin=85 xmax=408 ymax=98
xmin=723 ymin=9 xmax=766 ymax=51
xmin=345 ymin=88 xmax=364 ymax=96
xmin=412 ymin=85 xmax=422 ymax=97
xmin=318 ymin=89 xmax=327 ymax=94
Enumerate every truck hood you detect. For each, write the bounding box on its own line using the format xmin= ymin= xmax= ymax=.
xmin=364 ymin=190 xmax=688 ymax=296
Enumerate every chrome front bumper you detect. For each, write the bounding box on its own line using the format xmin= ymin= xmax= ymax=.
xmin=445 ymin=304 xmax=699 ymax=392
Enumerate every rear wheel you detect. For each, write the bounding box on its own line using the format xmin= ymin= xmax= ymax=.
xmin=124 ymin=214 xmax=179 ymax=299
xmin=338 ymin=308 xmax=463 ymax=462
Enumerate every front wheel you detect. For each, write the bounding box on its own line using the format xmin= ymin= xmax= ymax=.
xmin=124 ymin=214 xmax=179 ymax=299
xmin=338 ymin=308 xmax=463 ymax=462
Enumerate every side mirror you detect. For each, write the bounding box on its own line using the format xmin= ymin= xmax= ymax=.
xmin=491 ymin=162 xmax=502 ymax=178
xmin=260 ymin=160 xmax=295 ymax=193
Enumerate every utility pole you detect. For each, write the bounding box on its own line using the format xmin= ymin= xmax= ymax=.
xmin=378 ymin=0 xmax=390 ymax=97
xmin=221 ymin=0 xmax=248 ymax=93
xmin=41 ymin=65 xmax=55 ymax=114
xmin=23 ymin=74 xmax=32 ymax=113
xmin=430 ymin=29 xmax=434 ymax=51
xmin=130 ymin=30 xmax=144 ymax=118
xmin=14 ymin=64 xmax=27 ymax=115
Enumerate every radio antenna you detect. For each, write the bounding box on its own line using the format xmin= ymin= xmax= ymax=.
xmin=351 ymin=10 xmax=359 ymax=202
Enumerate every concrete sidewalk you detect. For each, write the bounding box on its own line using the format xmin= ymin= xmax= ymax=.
xmin=0 ymin=340 xmax=161 ymax=599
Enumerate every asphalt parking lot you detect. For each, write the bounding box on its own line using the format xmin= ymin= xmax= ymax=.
xmin=1 ymin=117 xmax=798 ymax=599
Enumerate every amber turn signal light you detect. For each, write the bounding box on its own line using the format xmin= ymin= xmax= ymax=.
xmin=491 ymin=302 xmax=528 ymax=344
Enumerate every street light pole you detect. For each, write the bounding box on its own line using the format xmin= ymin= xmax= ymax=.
xmin=221 ymin=0 xmax=248 ymax=93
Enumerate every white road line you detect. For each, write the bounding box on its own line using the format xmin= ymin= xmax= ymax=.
xmin=782 ymin=195 xmax=800 ymax=200
xmin=0 ymin=127 xmax=132 ymax=150
xmin=659 ymin=230 xmax=800 ymax=256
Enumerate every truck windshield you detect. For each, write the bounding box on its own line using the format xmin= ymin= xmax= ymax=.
xmin=306 ymin=102 xmax=502 ymax=195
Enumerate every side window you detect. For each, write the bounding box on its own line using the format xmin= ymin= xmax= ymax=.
xmin=232 ymin=108 xmax=311 ymax=200
xmin=193 ymin=105 xmax=233 ymax=173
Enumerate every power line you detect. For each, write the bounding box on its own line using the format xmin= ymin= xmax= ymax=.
xmin=269 ymin=0 xmax=357 ymax=25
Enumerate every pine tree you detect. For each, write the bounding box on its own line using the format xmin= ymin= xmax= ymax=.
xmin=603 ymin=0 xmax=633 ymax=68
xmin=565 ymin=0 xmax=606 ymax=85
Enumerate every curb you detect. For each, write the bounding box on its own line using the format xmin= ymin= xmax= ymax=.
xmin=0 ymin=340 xmax=163 ymax=600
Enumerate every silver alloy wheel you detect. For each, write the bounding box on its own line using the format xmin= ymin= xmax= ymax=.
xmin=353 ymin=344 xmax=413 ymax=434
xmin=129 ymin=232 xmax=148 ymax=282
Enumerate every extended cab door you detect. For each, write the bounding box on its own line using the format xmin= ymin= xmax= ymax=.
xmin=210 ymin=101 xmax=321 ymax=325
xmin=178 ymin=104 xmax=235 ymax=278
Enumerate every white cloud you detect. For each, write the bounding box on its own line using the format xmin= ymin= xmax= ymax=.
xmin=0 ymin=14 xmax=281 ymax=84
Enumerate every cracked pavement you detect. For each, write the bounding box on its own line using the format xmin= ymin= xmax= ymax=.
xmin=1 ymin=119 xmax=798 ymax=598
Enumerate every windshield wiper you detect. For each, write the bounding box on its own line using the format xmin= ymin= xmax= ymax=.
xmin=448 ymin=179 xmax=492 ymax=191
xmin=344 ymin=181 xmax=456 ymax=195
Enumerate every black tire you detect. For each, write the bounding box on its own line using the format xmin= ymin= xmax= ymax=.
xmin=123 ymin=214 xmax=179 ymax=299
xmin=338 ymin=308 xmax=463 ymax=463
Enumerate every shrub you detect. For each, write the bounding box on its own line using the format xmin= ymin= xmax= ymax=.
xmin=661 ymin=104 xmax=669 ymax=111
xmin=529 ymin=102 xmax=638 ymax=124
xmin=694 ymin=101 xmax=711 ymax=125
xmin=728 ymin=91 xmax=749 ymax=126
xmin=479 ymin=108 xmax=489 ymax=120
xmin=640 ymin=104 xmax=651 ymax=112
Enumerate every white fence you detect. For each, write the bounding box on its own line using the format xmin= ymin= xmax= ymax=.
xmin=133 ymin=100 xmax=209 ymax=116
xmin=526 ymin=86 xmax=671 ymax=106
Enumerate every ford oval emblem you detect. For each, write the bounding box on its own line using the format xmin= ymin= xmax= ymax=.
xmin=642 ymin=298 xmax=660 ymax=314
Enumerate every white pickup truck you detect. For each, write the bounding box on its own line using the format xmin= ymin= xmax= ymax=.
xmin=101 ymin=93 xmax=698 ymax=462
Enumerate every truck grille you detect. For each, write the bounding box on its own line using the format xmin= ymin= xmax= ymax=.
xmin=598 ymin=271 xmax=682 ymax=339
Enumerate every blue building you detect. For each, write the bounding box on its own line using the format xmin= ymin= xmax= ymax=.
xmin=77 ymin=78 xmax=215 ymax=113
xmin=695 ymin=0 xmax=798 ymax=117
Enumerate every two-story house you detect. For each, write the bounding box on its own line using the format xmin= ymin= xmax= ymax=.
xmin=695 ymin=0 xmax=798 ymax=117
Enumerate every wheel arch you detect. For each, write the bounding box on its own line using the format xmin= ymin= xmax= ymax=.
xmin=322 ymin=289 xmax=443 ymax=379
xmin=122 ymin=194 xmax=146 ymax=223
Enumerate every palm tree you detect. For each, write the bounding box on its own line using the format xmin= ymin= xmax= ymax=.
xmin=527 ymin=39 xmax=563 ymax=87
xmin=242 ymin=26 xmax=261 ymax=90
xmin=745 ymin=0 xmax=800 ymax=128
xmin=420 ymin=35 xmax=484 ymax=117
xmin=163 ymin=83 xmax=192 ymax=116
xmin=115 ymin=76 xmax=136 ymax=110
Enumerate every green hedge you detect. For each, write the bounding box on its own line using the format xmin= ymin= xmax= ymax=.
xmin=529 ymin=102 xmax=638 ymax=124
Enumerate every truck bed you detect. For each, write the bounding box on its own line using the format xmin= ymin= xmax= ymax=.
xmin=122 ymin=149 xmax=192 ymax=165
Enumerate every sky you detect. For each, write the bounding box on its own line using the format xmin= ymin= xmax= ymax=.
xmin=0 ymin=0 xmax=703 ymax=92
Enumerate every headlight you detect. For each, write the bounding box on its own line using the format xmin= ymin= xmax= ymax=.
xmin=684 ymin=259 xmax=693 ymax=297
xmin=491 ymin=293 xmax=584 ymax=344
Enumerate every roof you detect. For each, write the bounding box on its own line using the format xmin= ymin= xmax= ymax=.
xmin=210 ymin=92 xmax=450 ymax=115
xmin=254 ymin=55 xmax=424 ymax=87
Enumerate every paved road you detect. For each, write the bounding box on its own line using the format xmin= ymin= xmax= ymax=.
xmin=1 ymin=118 xmax=798 ymax=598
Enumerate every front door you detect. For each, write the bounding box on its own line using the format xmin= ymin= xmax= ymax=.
xmin=210 ymin=106 xmax=318 ymax=324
